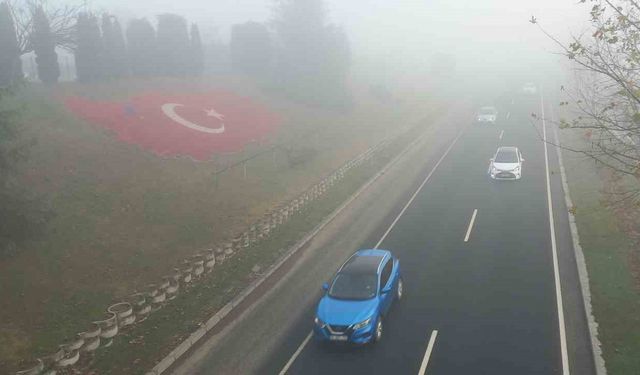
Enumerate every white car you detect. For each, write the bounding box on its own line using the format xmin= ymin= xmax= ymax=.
xmin=477 ymin=106 xmax=498 ymax=124
xmin=522 ymin=82 xmax=537 ymax=94
xmin=488 ymin=146 xmax=524 ymax=180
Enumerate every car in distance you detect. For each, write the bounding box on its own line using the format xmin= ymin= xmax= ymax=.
xmin=522 ymin=82 xmax=537 ymax=94
xmin=314 ymin=249 xmax=403 ymax=345
xmin=488 ymin=146 xmax=524 ymax=180
xmin=477 ymin=106 xmax=498 ymax=124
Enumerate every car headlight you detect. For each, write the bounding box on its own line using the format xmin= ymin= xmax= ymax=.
xmin=352 ymin=318 xmax=372 ymax=330
xmin=491 ymin=166 xmax=498 ymax=174
xmin=314 ymin=317 xmax=325 ymax=327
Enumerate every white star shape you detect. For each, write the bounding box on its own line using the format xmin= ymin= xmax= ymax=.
xmin=205 ymin=108 xmax=225 ymax=120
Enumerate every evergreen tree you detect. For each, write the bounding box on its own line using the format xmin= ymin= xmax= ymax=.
xmin=272 ymin=0 xmax=351 ymax=106
xmin=189 ymin=23 xmax=204 ymax=76
xmin=32 ymin=6 xmax=59 ymax=84
xmin=111 ymin=17 xmax=128 ymax=77
xmin=156 ymin=13 xmax=190 ymax=77
xmin=75 ymin=12 xmax=102 ymax=82
xmin=102 ymin=14 xmax=128 ymax=79
xmin=101 ymin=14 xmax=115 ymax=79
xmin=0 ymin=1 xmax=22 ymax=86
xmin=126 ymin=18 xmax=156 ymax=77
xmin=230 ymin=22 xmax=272 ymax=78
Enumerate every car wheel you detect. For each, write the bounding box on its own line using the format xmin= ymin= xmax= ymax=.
xmin=396 ymin=278 xmax=404 ymax=300
xmin=373 ymin=316 xmax=383 ymax=343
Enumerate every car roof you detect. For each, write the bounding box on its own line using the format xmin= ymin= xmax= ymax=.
xmin=497 ymin=146 xmax=518 ymax=153
xmin=480 ymin=106 xmax=496 ymax=110
xmin=340 ymin=249 xmax=390 ymax=274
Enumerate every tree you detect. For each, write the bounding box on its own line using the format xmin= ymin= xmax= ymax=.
xmin=31 ymin=5 xmax=59 ymax=84
xmin=272 ymin=0 xmax=351 ymax=107
xmin=0 ymin=1 xmax=22 ymax=86
xmin=126 ymin=18 xmax=156 ymax=77
xmin=156 ymin=13 xmax=190 ymax=77
xmin=102 ymin=14 xmax=128 ymax=79
xmin=536 ymin=0 xmax=640 ymax=197
xmin=189 ymin=23 xmax=204 ymax=76
xmin=230 ymin=21 xmax=272 ymax=78
xmin=7 ymin=0 xmax=80 ymax=54
xmin=74 ymin=12 xmax=102 ymax=82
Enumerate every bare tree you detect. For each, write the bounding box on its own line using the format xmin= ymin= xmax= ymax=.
xmin=7 ymin=0 xmax=81 ymax=54
xmin=535 ymin=0 xmax=640 ymax=186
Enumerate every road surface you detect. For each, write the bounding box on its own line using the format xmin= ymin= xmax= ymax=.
xmin=169 ymin=89 xmax=596 ymax=375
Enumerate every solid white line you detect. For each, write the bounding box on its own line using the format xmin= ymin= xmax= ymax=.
xmin=278 ymin=130 xmax=464 ymax=375
xmin=511 ymin=98 xmax=514 ymax=104
xmin=463 ymin=209 xmax=478 ymax=242
xmin=417 ymin=330 xmax=439 ymax=375
xmin=374 ymin=130 xmax=464 ymax=249
xmin=540 ymin=89 xmax=571 ymax=375
xmin=506 ymin=111 xmax=511 ymax=120
xmin=499 ymin=130 xmax=504 ymax=140
xmin=278 ymin=331 xmax=313 ymax=375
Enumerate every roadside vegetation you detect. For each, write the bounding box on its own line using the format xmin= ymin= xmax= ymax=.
xmin=560 ymin=127 xmax=640 ymax=374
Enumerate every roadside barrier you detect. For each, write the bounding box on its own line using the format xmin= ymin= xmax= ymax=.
xmin=16 ymin=133 xmax=403 ymax=374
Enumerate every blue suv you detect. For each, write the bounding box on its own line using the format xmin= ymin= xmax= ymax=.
xmin=313 ymin=249 xmax=403 ymax=345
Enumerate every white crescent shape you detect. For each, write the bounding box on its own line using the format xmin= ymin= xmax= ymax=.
xmin=161 ymin=103 xmax=225 ymax=134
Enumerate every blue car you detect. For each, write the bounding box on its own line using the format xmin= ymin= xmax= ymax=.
xmin=313 ymin=249 xmax=403 ymax=345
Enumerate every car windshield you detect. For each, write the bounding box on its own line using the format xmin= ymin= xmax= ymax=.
xmin=495 ymin=149 xmax=518 ymax=163
xmin=480 ymin=108 xmax=496 ymax=115
xmin=329 ymin=272 xmax=378 ymax=300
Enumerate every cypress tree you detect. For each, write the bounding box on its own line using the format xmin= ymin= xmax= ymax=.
xmin=32 ymin=6 xmax=59 ymax=84
xmin=111 ymin=17 xmax=128 ymax=77
xmin=126 ymin=18 xmax=156 ymax=77
xmin=189 ymin=23 xmax=204 ymax=76
xmin=101 ymin=14 xmax=115 ymax=79
xmin=75 ymin=12 xmax=102 ymax=82
xmin=156 ymin=13 xmax=190 ymax=77
xmin=0 ymin=1 xmax=22 ymax=86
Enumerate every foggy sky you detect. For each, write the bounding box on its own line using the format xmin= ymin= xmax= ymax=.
xmin=86 ymin=0 xmax=589 ymax=85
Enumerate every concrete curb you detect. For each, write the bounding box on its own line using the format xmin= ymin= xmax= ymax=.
xmin=146 ymin=124 xmax=435 ymax=375
xmin=552 ymin=125 xmax=607 ymax=375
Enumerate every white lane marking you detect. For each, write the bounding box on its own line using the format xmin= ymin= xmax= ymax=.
xmin=463 ymin=209 xmax=478 ymax=242
xmin=278 ymin=130 xmax=464 ymax=374
xmin=540 ymin=89 xmax=571 ymax=375
xmin=506 ymin=111 xmax=511 ymax=120
xmin=278 ymin=331 xmax=313 ymax=375
xmin=511 ymin=98 xmax=514 ymax=104
xmin=417 ymin=330 xmax=439 ymax=375
xmin=374 ymin=130 xmax=464 ymax=249
xmin=499 ymin=130 xmax=504 ymax=140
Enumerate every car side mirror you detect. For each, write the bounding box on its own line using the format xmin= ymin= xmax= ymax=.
xmin=381 ymin=284 xmax=392 ymax=294
xmin=322 ymin=282 xmax=329 ymax=291
xmin=521 ymin=158 xmax=525 ymax=162
xmin=489 ymin=158 xmax=494 ymax=163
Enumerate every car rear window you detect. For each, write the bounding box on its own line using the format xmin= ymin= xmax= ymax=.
xmin=329 ymin=272 xmax=378 ymax=300
xmin=495 ymin=149 xmax=518 ymax=163
xmin=480 ymin=108 xmax=496 ymax=115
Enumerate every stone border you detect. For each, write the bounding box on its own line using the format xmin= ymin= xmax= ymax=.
xmin=553 ymin=125 xmax=607 ymax=375
xmin=145 ymin=124 xmax=434 ymax=375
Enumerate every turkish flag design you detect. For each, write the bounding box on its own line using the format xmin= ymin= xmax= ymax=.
xmin=64 ymin=91 xmax=282 ymax=160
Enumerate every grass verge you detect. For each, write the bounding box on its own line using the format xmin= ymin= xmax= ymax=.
xmin=82 ymin=129 xmax=417 ymax=374
xmin=561 ymin=130 xmax=640 ymax=374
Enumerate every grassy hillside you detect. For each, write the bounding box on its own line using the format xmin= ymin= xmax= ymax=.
xmin=0 ymin=75 xmax=435 ymax=373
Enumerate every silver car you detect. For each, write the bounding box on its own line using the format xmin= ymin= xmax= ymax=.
xmin=488 ymin=146 xmax=524 ymax=180
xmin=477 ymin=106 xmax=498 ymax=124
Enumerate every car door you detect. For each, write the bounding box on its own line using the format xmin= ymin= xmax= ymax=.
xmin=379 ymin=258 xmax=394 ymax=315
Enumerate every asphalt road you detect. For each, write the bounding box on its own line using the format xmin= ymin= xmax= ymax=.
xmin=171 ymin=90 xmax=596 ymax=375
